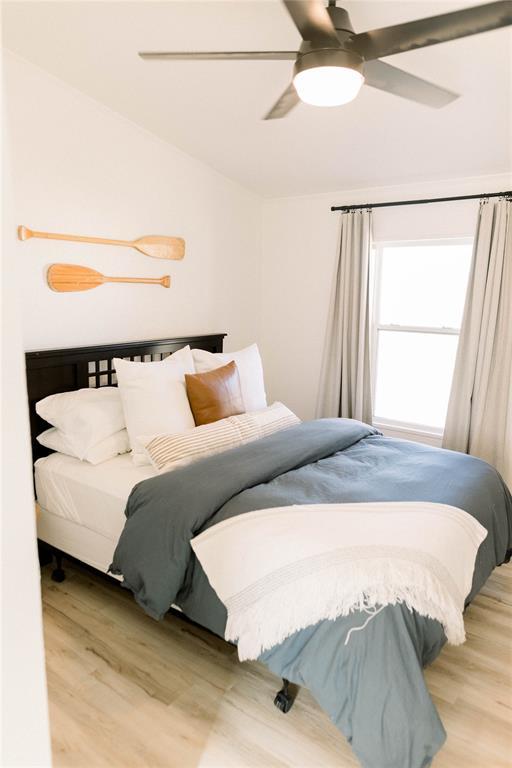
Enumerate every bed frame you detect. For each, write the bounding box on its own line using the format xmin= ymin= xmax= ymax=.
xmin=25 ymin=333 xmax=295 ymax=714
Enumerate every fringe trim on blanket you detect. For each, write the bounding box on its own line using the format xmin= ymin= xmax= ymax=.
xmin=225 ymin=557 xmax=465 ymax=661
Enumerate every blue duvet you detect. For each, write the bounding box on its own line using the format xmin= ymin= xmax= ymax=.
xmin=111 ymin=419 xmax=512 ymax=768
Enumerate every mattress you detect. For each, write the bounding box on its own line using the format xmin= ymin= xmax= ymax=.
xmin=35 ymin=452 xmax=155 ymax=572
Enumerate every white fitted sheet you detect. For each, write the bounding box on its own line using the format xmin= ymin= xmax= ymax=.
xmin=35 ymin=452 xmax=155 ymax=542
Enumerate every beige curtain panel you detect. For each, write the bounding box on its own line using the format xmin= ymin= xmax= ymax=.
xmin=443 ymin=198 xmax=512 ymax=486
xmin=317 ymin=210 xmax=373 ymax=424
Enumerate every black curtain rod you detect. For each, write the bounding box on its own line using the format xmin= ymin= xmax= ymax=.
xmin=331 ymin=190 xmax=511 ymax=212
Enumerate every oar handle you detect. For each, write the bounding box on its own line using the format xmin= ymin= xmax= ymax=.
xmin=105 ymin=275 xmax=171 ymax=288
xmin=18 ymin=225 xmax=132 ymax=248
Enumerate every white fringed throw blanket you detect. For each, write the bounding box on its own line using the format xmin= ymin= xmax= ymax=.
xmin=191 ymin=502 xmax=487 ymax=661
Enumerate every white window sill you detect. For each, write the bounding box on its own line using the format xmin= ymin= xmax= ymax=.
xmin=372 ymin=420 xmax=444 ymax=448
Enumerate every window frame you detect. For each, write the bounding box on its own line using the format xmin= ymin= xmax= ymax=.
xmin=370 ymin=236 xmax=473 ymax=436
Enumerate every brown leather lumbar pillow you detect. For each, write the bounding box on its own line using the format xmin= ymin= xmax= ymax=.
xmin=185 ymin=360 xmax=245 ymax=426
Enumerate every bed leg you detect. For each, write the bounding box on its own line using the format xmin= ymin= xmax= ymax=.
xmin=500 ymin=548 xmax=512 ymax=565
xmin=51 ymin=551 xmax=66 ymax=583
xmin=274 ymin=678 xmax=296 ymax=713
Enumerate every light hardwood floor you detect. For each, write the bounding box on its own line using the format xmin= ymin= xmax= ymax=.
xmin=41 ymin=560 xmax=512 ymax=768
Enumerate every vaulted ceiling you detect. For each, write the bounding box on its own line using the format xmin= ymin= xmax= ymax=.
xmin=3 ymin=0 xmax=511 ymax=196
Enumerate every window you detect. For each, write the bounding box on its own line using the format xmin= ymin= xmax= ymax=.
xmin=371 ymin=239 xmax=473 ymax=434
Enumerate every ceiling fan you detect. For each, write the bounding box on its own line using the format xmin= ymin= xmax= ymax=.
xmin=139 ymin=0 xmax=512 ymax=119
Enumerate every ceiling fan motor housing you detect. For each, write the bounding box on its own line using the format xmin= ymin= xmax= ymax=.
xmin=293 ymin=48 xmax=364 ymax=79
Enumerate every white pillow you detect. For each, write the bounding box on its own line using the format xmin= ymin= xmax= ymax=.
xmin=114 ymin=346 xmax=196 ymax=463
xmin=142 ymin=402 xmax=300 ymax=473
xmin=37 ymin=427 xmax=130 ymax=465
xmin=36 ymin=387 xmax=125 ymax=459
xmin=192 ymin=343 xmax=267 ymax=412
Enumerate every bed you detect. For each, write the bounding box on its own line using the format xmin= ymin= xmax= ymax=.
xmin=27 ymin=335 xmax=512 ymax=768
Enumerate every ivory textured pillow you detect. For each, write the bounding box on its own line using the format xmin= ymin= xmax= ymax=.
xmin=142 ymin=402 xmax=300 ymax=472
xmin=185 ymin=361 xmax=245 ymax=426
xmin=192 ymin=344 xmax=267 ymax=412
xmin=114 ymin=346 xmax=195 ymax=461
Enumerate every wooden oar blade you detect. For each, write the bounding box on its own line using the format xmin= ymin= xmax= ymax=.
xmin=47 ymin=264 xmax=104 ymax=292
xmin=135 ymin=235 xmax=185 ymax=260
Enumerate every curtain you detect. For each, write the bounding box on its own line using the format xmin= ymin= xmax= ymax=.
xmin=316 ymin=210 xmax=373 ymax=423
xmin=443 ymin=198 xmax=512 ymax=485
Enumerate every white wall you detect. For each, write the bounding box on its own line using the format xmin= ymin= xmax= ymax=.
xmin=2 ymin=50 xmax=264 ymax=768
xmin=4 ymin=52 xmax=262 ymax=354
xmin=1 ymin=64 xmax=52 ymax=766
xmin=260 ymin=173 xmax=512 ymax=421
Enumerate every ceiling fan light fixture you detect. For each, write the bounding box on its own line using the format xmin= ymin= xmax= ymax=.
xmin=294 ymin=65 xmax=364 ymax=106
xmin=293 ymin=48 xmax=364 ymax=107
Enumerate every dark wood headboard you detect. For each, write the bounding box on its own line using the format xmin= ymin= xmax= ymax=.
xmin=25 ymin=334 xmax=226 ymax=464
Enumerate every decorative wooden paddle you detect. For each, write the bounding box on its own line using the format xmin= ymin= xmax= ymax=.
xmin=47 ymin=264 xmax=170 ymax=292
xmin=18 ymin=225 xmax=185 ymax=261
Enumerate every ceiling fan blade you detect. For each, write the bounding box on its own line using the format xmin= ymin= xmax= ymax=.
xmin=139 ymin=51 xmax=298 ymax=61
xmin=264 ymin=82 xmax=300 ymax=120
xmin=347 ymin=0 xmax=512 ymax=61
xmin=364 ymin=60 xmax=459 ymax=108
xmin=282 ymin=0 xmax=341 ymax=46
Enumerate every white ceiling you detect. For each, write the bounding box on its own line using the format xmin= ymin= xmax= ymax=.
xmin=3 ymin=0 xmax=512 ymax=197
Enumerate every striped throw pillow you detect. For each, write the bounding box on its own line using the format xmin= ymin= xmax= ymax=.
xmin=142 ymin=402 xmax=300 ymax=472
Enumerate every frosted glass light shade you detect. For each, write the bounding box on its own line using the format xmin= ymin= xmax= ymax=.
xmin=293 ymin=65 xmax=364 ymax=107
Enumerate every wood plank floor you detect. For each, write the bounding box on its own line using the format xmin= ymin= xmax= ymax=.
xmin=41 ymin=560 xmax=512 ymax=768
